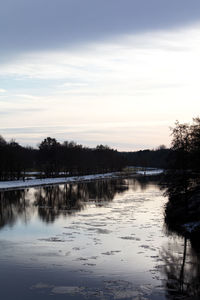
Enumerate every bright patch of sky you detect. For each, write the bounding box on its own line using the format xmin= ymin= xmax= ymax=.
xmin=1 ymin=1 xmax=200 ymax=150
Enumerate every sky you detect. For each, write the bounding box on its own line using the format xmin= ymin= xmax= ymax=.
xmin=1 ymin=0 xmax=200 ymax=150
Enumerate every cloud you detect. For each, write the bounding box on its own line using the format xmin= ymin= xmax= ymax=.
xmin=0 ymin=122 xmax=170 ymax=150
xmin=0 ymin=89 xmax=6 ymax=93
xmin=1 ymin=0 xmax=200 ymax=62
xmin=1 ymin=23 xmax=200 ymax=150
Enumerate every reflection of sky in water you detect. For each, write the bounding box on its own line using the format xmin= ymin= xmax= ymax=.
xmin=0 ymin=178 xmax=198 ymax=299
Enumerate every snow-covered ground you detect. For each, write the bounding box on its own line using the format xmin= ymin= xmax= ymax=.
xmin=0 ymin=173 xmax=119 ymax=191
xmin=0 ymin=169 xmax=164 ymax=191
xmin=136 ymin=169 xmax=163 ymax=175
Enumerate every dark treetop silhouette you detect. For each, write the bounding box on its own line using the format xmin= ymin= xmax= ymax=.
xmin=0 ymin=135 xmax=169 ymax=181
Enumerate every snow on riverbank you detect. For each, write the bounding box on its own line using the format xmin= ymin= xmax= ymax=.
xmin=0 ymin=169 xmax=164 ymax=191
xmin=0 ymin=173 xmax=119 ymax=191
xmin=136 ymin=169 xmax=163 ymax=175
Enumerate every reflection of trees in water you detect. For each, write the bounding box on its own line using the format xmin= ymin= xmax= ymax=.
xmin=34 ymin=179 xmax=128 ymax=223
xmin=161 ymin=238 xmax=200 ymax=299
xmin=0 ymin=177 xmax=162 ymax=229
xmin=0 ymin=189 xmax=32 ymax=229
xmin=162 ymin=172 xmax=200 ymax=299
xmin=0 ymin=179 xmax=128 ymax=228
xmin=85 ymin=180 xmax=128 ymax=203
xmin=126 ymin=175 xmax=161 ymax=192
xmin=34 ymin=184 xmax=86 ymax=223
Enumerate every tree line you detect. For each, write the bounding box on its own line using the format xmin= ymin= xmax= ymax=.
xmin=168 ymin=117 xmax=200 ymax=171
xmin=125 ymin=116 xmax=200 ymax=172
xmin=0 ymin=134 xmax=173 ymax=181
xmin=122 ymin=145 xmax=170 ymax=169
xmin=163 ymin=117 xmax=200 ymax=245
xmin=5 ymin=119 xmax=197 ymax=181
xmin=0 ymin=136 xmax=126 ymax=180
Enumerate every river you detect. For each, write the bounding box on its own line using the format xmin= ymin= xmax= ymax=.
xmin=0 ymin=177 xmax=199 ymax=299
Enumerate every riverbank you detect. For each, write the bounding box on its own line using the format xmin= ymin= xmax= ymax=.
xmin=0 ymin=168 xmax=163 ymax=191
xmin=164 ymin=174 xmax=200 ymax=246
xmin=0 ymin=172 xmax=119 ymax=191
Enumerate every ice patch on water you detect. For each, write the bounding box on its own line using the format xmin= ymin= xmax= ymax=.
xmin=76 ymin=257 xmax=88 ymax=261
xmin=89 ymin=256 xmax=98 ymax=260
xmin=36 ymin=252 xmax=61 ymax=257
xmin=32 ymin=282 xmax=53 ymax=289
xmin=104 ymin=280 xmax=141 ymax=299
xmin=97 ymin=228 xmax=111 ymax=234
xmin=84 ymin=222 xmax=107 ymax=227
xmin=38 ymin=237 xmax=65 ymax=242
xmin=52 ymin=286 xmax=85 ymax=294
xmin=32 ymin=280 xmax=155 ymax=300
xmin=101 ymin=250 xmax=121 ymax=255
xmin=120 ymin=236 xmax=141 ymax=241
xmin=86 ymin=227 xmax=111 ymax=234
xmin=73 ymin=247 xmax=81 ymax=251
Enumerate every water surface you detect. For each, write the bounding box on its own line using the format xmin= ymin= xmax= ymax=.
xmin=0 ymin=177 xmax=199 ymax=299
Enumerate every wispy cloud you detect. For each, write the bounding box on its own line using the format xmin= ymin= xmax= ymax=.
xmin=1 ymin=14 xmax=200 ymax=150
